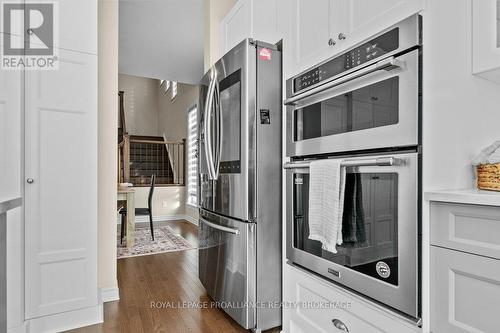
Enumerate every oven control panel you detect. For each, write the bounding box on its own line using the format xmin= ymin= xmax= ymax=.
xmin=293 ymin=28 xmax=399 ymax=93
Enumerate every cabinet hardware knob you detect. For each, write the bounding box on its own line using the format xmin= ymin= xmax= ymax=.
xmin=328 ymin=38 xmax=336 ymax=46
xmin=27 ymin=178 xmax=34 ymax=184
xmin=27 ymin=28 xmax=34 ymax=35
xmin=338 ymin=33 xmax=347 ymax=40
xmin=332 ymin=319 xmax=349 ymax=332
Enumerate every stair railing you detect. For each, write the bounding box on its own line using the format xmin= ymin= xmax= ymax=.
xmin=119 ymin=136 xmax=186 ymax=186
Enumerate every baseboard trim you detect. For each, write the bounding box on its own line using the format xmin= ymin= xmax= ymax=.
xmin=182 ymin=214 xmax=198 ymax=226
xmin=27 ymin=304 xmax=103 ymax=333
xmin=8 ymin=323 xmax=28 ymax=333
xmin=117 ymin=214 xmax=198 ymax=226
xmin=99 ymin=287 xmax=120 ymax=303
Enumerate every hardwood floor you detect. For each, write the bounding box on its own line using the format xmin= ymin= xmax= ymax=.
xmin=67 ymin=220 xmax=280 ymax=333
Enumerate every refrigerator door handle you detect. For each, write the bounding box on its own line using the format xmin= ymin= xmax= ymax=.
xmin=204 ymin=72 xmax=217 ymax=180
xmin=200 ymin=218 xmax=240 ymax=235
xmin=214 ymin=79 xmax=222 ymax=179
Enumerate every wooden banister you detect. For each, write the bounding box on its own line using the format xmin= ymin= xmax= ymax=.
xmin=118 ymin=91 xmax=126 ymax=135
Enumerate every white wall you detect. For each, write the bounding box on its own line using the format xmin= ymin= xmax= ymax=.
xmin=157 ymin=83 xmax=200 ymax=223
xmin=158 ymin=83 xmax=199 ymax=141
xmin=98 ymin=0 xmax=119 ymax=292
xmin=118 ymin=74 xmax=159 ymax=136
xmin=423 ymin=0 xmax=500 ymax=192
xmin=133 ymin=186 xmax=185 ymax=217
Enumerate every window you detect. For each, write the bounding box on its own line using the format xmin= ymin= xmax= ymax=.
xmin=160 ymin=80 xmax=170 ymax=94
xmin=172 ymin=81 xmax=178 ymax=100
xmin=186 ymin=106 xmax=198 ymax=206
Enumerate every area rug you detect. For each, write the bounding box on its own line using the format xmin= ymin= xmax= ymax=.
xmin=117 ymin=225 xmax=194 ymax=259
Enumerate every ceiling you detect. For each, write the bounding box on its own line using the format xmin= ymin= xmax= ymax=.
xmin=119 ymin=0 xmax=204 ymax=85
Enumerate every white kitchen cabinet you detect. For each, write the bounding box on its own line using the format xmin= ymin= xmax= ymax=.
xmin=219 ymin=0 xmax=284 ymax=56
xmin=283 ymin=264 xmax=420 ymax=333
xmin=338 ymin=0 xmax=422 ymax=52
xmin=431 ymin=246 xmax=500 ymax=333
xmin=286 ymin=0 xmax=423 ymax=77
xmin=472 ymin=0 xmax=500 ymax=83
xmin=24 ymin=48 xmax=98 ymax=319
xmin=429 ymin=198 xmax=500 ymax=333
xmin=287 ymin=0 xmax=342 ymax=78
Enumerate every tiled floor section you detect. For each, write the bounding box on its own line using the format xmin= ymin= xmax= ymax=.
xmin=67 ymin=220 xmax=280 ymax=333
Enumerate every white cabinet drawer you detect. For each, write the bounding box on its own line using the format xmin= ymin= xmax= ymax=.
xmin=431 ymin=246 xmax=500 ymax=333
xmin=430 ymin=202 xmax=500 ymax=259
xmin=283 ymin=264 xmax=420 ymax=333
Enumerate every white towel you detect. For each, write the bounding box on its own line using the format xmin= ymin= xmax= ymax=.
xmin=308 ymin=159 xmax=346 ymax=253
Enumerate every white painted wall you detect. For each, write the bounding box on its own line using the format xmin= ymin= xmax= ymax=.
xmin=423 ymin=0 xmax=500 ymax=192
xmin=422 ymin=1 xmax=500 ymax=331
xmin=133 ymin=186 xmax=186 ymax=217
xmin=118 ymin=74 xmax=159 ymax=136
xmin=98 ymin=0 xmax=119 ymax=293
xmin=158 ymin=83 xmax=199 ymax=142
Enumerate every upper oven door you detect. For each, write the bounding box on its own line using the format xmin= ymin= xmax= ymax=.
xmin=285 ymin=152 xmax=419 ymax=318
xmin=285 ymin=49 xmax=419 ymax=157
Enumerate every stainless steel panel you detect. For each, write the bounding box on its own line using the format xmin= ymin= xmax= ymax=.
xmin=198 ymin=209 xmax=256 ymax=329
xmin=286 ymin=49 xmax=419 ymax=157
xmin=285 ymin=15 xmax=420 ymax=99
xmin=255 ymin=43 xmax=282 ymax=330
xmin=286 ymin=152 xmax=419 ymax=318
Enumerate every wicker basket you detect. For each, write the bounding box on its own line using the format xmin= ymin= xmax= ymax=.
xmin=477 ymin=163 xmax=500 ymax=191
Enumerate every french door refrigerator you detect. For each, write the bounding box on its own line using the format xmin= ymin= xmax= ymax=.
xmin=198 ymin=39 xmax=282 ymax=332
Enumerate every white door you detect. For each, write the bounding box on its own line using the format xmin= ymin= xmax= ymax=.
xmin=24 ymin=49 xmax=98 ymax=318
xmin=338 ymin=0 xmax=422 ymax=51
xmin=288 ymin=0 xmax=343 ymax=76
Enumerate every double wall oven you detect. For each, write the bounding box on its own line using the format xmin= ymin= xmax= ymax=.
xmin=284 ymin=15 xmax=421 ymax=320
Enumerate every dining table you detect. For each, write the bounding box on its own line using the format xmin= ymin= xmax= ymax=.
xmin=117 ymin=187 xmax=135 ymax=247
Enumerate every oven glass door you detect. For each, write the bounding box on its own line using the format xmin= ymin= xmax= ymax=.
xmin=293 ymin=169 xmax=399 ymax=284
xmin=286 ymin=49 xmax=419 ymax=157
xmin=286 ymin=152 xmax=419 ymax=317
xmin=294 ymin=77 xmax=399 ymax=141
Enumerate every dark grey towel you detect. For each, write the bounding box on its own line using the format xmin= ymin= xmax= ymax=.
xmin=342 ymin=173 xmax=366 ymax=243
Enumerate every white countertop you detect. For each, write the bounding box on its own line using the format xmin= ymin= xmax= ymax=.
xmin=424 ymin=189 xmax=500 ymax=206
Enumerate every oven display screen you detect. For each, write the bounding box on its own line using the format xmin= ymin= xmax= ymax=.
xmin=293 ymin=28 xmax=399 ymax=93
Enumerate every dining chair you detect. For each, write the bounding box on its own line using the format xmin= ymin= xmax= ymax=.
xmin=120 ymin=174 xmax=156 ymax=243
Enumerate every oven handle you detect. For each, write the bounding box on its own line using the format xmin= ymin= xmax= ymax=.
xmin=200 ymin=218 xmax=240 ymax=235
xmin=283 ymin=157 xmax=403 ymax=169
xmin=284 ymin=56 xmax=405 ymax=106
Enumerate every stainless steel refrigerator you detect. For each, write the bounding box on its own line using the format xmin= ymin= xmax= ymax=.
xmin=198 ymin=39 xmax=282 ymax=332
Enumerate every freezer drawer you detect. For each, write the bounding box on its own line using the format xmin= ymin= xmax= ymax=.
xmin=198 ymin=210 xmax=256 ymax=329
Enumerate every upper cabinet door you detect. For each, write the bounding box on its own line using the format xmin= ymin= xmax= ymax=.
xmin=220 ymin=0 xmax=252 ymax=57
xmin=289 ymin=0 xmax=342 ymax=76
xmin=472 ymin=0 xmax=500 ymax=83
xmin=27 ymin=0 xmax=97 ymax=54
xmin=337 ymin=0 xmax=422 ymax=51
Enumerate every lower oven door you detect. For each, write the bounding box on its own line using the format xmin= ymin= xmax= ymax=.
xmin=286 ymin=152 xmax=419 ymax=318
xmin=198 ymin=209 xmax=256 ymax=329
